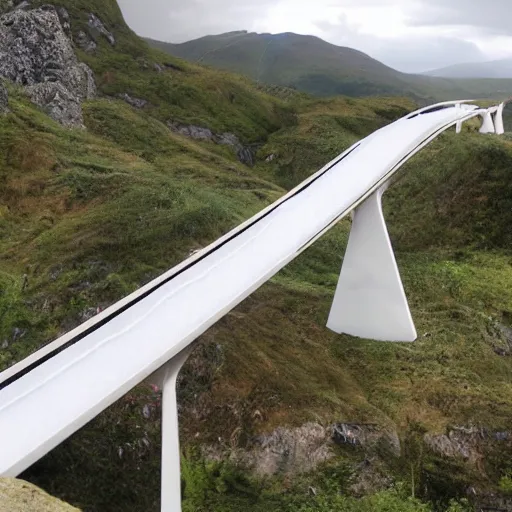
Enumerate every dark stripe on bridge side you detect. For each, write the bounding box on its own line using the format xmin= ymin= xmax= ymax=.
xmin=0 ymin=143 xmax=362 ymax=391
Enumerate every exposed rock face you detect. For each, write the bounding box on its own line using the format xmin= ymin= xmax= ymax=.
xmin=215 ymin=132 xmax=240 ymax=146
xmin=26 ymin=79 xmax=83 ymax=127
xmin=0 ymin=478 xmax=79 ymax=511
xmin=332 ymin=423 xmax=401 ymax=456
xmin=56 ymin=6 xmax=70 ymax=35
xmin=0 ymin=6 xmax=96 ymax=127
xmin=0 ymin=80 xmax=8 ymax=113
xmin=235 ymin=423 xmax=333 ymax=476
xmin=168 ymin=121 xmax=214 ymax=140
xmin=168 ymin=121 xmax=257 ymax=166
xmin=88 ymin=13 xmax=115 ymax=46
xmin=118 ymin=93 xmax=148 ymax=109
xmin=75 ymin=30 xmax=97 ymax=53
xmin=425 ymin=426 xmax=511 ymax=465
xmin=203 ymin=421 xmax=400 ymax=477
xmin=237 ymin=146 xmax=256 ymax=166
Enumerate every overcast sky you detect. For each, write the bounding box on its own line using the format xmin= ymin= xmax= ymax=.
xmin=117 ymin=0 xmax=512 ymax=73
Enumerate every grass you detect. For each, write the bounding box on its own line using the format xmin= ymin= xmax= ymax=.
xmin=1 ymin=1 xmax=512 ymax=510
xmin=8 ymin=95 xmax=512 ymax=509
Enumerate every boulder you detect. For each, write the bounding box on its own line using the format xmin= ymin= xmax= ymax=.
xmin=168 ymin=122 xmax=258 ymax=166
xmin=0 ymin=6 xmax=96 ymax=127
xmin=0 ymin=478 xmax=79 ymax=511
xmin=26 ymin=81 xmax=84 ymax=128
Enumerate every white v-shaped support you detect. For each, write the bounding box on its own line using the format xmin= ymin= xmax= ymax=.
xmin=495 ymin=103 xmax=505 ymax=135
xmin=327 ymin=186 xmax=417 ymax=342
xmin=480 ymin=111 xmax=496 ymax=134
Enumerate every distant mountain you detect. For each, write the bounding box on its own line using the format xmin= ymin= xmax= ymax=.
xmin=145 ymin=31 xmax=512 ymax=103
xmin=146 ymin=31 xmax=413 ymax=97
xmin=425 ymin=58 xmax=512 ymax=79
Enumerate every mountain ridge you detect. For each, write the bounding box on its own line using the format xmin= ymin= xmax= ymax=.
xmin=146 ymin=31 xmax=512 ymax=103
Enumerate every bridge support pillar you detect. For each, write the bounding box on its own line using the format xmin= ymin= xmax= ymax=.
xmin=480 ymin=111 xmax=496 ymax=134
xmin=327 ymin=185 xmax=417 ymax=342
xmin=149 ymin=346 xmax=194 ymax=512
xmin=494 ymin=103 xmax=505 ymax=135
xmin=455 ymin=103 xmax=463 ymax=133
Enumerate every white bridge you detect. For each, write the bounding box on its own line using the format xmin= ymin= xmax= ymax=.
xmin=0 ymin=100 xmax=506 ymax=511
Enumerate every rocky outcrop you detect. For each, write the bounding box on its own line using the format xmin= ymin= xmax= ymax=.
xmin=0 ymin=6 xmax=96 ymax=127
xmin=203 ymin=421 xmax=400 ymax=477
xmin=494 ymin=322 xmax=512 ymax=356
xmin=168 ymin=122 xmax=214 ymax=140
xmin=332 ymin=423 xmax=401 ymax=456
xmin=425 ymin=426 xmax=511 ymax=464
xmin=0 ymin=478 xmax=79 ymax=511
xmin=87 ymin=13 xmax=115 ymax=46
xmin=118 ymin=93 xmax=148 ymax=109
xmin=73 ymin=13 xmax=115 ymax=53
xmin=167 ymin=121 xmax=257 ymax=166
xmin=237 ymin=146 xmax=256 ymax=166
xmin=75 ymin=30 xmax=97 ymax=53
xmin=242 ymin=423 xmax=332 ymax=476
xmin=0 ymin=80 xmax=8 ymax=113
xmin=26 ymin=81 xmax=84 ymax=127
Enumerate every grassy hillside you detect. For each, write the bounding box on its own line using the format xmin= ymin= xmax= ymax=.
xmin=1 ymin=2 xmax=512 ymax=511
xmin=146 ymin=31 xmax=512 ymax=103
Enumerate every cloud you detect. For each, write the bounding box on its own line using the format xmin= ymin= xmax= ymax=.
xmin=407 ymin=0 xmax=512 ymax=36
xmin=118 ymin=0 xmax=276 ymax=42
xmin=370 ymin=37 xmax=486 ymax=73
xmin=316 ymin=15 xmax=485 ymax=73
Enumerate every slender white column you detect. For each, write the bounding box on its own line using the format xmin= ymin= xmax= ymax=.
xmin=455 ymin=103 xmax=462 ymax=134
xmin=149 ymin=347 xmax=193 ymax=512
xmin=327 ymin=186 xmax=417 ymax=342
